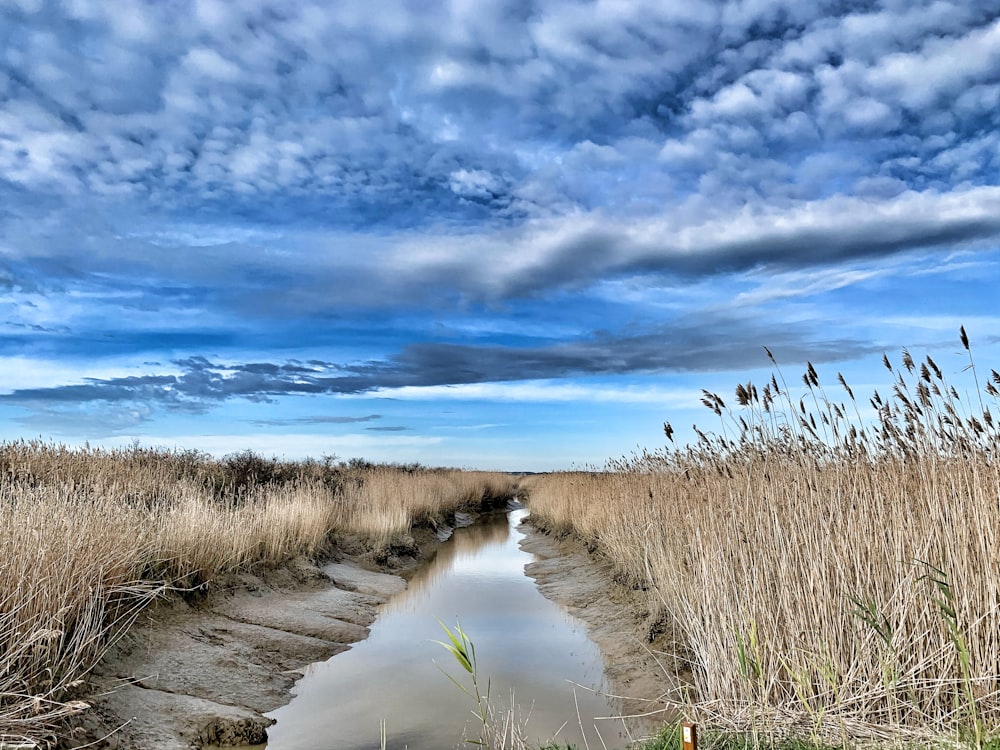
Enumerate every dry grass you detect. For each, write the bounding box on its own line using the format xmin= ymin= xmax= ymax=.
xmin=0 ymin=443 xmax=516 ymax=746
xmin=337 ymin=467 xmax=518 ymax=547
xmin=525 ymin=332 xmax=1000 ymax=747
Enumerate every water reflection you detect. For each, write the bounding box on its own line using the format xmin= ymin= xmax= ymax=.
xmin=392 ymin=511 xmax=515 ymax=610
xmin=264 ymin=509 xmax=630 ymax=750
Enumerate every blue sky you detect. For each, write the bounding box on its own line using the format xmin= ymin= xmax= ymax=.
xmin=1 ymin=0 xmax=999 ymax=470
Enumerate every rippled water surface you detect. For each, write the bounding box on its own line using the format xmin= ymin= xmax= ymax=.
xmin=264 ymin=508 xmax=630 ymax=750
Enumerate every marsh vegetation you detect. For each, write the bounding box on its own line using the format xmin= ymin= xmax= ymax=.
xmin=525 ymin=331 xmax=1000 ymax=748
xmin=0 ymin=443 xmax=515 ymax=746
xmin=6 ymin=331 xmax=1000 ymax=750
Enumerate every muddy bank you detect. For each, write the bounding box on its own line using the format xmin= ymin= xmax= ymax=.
xmin=67 ymin=558 xmax=403 ymax=750
xmin=518 ymin=519 xmax=691 ymax=733
xmin=62 ymin=514 xmax=481 ymax=750
xmin=63 ymin=504 xmax=684 ymax=750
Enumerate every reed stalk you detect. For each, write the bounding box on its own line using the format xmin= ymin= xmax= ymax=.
xmin=525 ymin=332 xmax=1000 ymax=746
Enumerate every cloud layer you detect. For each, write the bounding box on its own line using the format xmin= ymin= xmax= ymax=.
xmin=0 ymin=1 xmax=998 ymax=460
xmin=3 ymin=2 xmax=998 ymax=270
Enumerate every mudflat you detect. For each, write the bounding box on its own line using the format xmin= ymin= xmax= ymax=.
xmin=66 ymin=557 xmax=406 ymax=750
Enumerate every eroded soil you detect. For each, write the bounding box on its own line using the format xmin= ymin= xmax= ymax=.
xmin=63 ymin=557 xmax=406 ymax=750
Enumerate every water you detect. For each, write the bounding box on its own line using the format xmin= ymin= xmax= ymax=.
xmin=263 ymin=508 xmax=632 ymax=750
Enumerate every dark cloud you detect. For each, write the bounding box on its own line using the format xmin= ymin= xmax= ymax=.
xmin=0 ymin=316 xmax=879 ymax=423
xmin=365 ymin=426 xmax=411 ymax=432
xmin=394 ymin=187 xmax=1000 ymax=302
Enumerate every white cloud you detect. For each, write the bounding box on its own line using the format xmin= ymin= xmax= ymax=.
xmin=183 ymin=47 xmax=243 ymax=82
xmin=733 ymin=266 xmax=887 ymax=306
xmin=867 ymin=18 xmax=1000 ymax=111
xmin=839 ymin=96 xmax=899 ymax=134
xmin=357 ymin=381 xmax=704 ymax=407
xmin=448 ymin=168 xmax=504 ymax=199
xmin=370 ymin=185 xmax=1000 ymax=302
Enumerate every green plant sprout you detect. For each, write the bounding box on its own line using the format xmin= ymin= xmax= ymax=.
xmin=917 ymin=560 xmax=984 ymax=750
xmin=434 ymin=618 xmax=493 ymax=746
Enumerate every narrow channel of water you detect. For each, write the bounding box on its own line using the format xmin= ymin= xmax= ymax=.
xmin=263 ymin=508 xmax=633 ymax=750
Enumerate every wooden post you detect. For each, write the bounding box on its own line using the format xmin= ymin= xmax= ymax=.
xmin=681 ymin=722 xmax=698 ymax=750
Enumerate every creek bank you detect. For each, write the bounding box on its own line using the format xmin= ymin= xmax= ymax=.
xmin=61 ymin=504 xmax=508 ymax=750
xmin=518 ymin=518 xmax=692 ymax=733
xmin=63 ymin=499 xmax=682 ymax=750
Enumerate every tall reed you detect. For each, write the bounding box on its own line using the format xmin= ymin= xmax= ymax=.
xmin=525 ymin=331 xmax=1000 ymax=745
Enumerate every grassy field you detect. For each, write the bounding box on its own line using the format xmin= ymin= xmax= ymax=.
xmin=0 ymin=442 xmax=516 ymax=746
xmin=525 ymin=332 xmax=1000 ymax=749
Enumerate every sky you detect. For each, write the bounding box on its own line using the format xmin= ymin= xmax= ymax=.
xmin=1 ymin=0 xmax=999 ymax=471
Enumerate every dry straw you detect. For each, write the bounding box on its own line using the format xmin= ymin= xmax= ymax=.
xmin=525 ymin=330 xmax=1000 ymax=747
xmin=0 ymin=444 xmax=515 ymax=746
